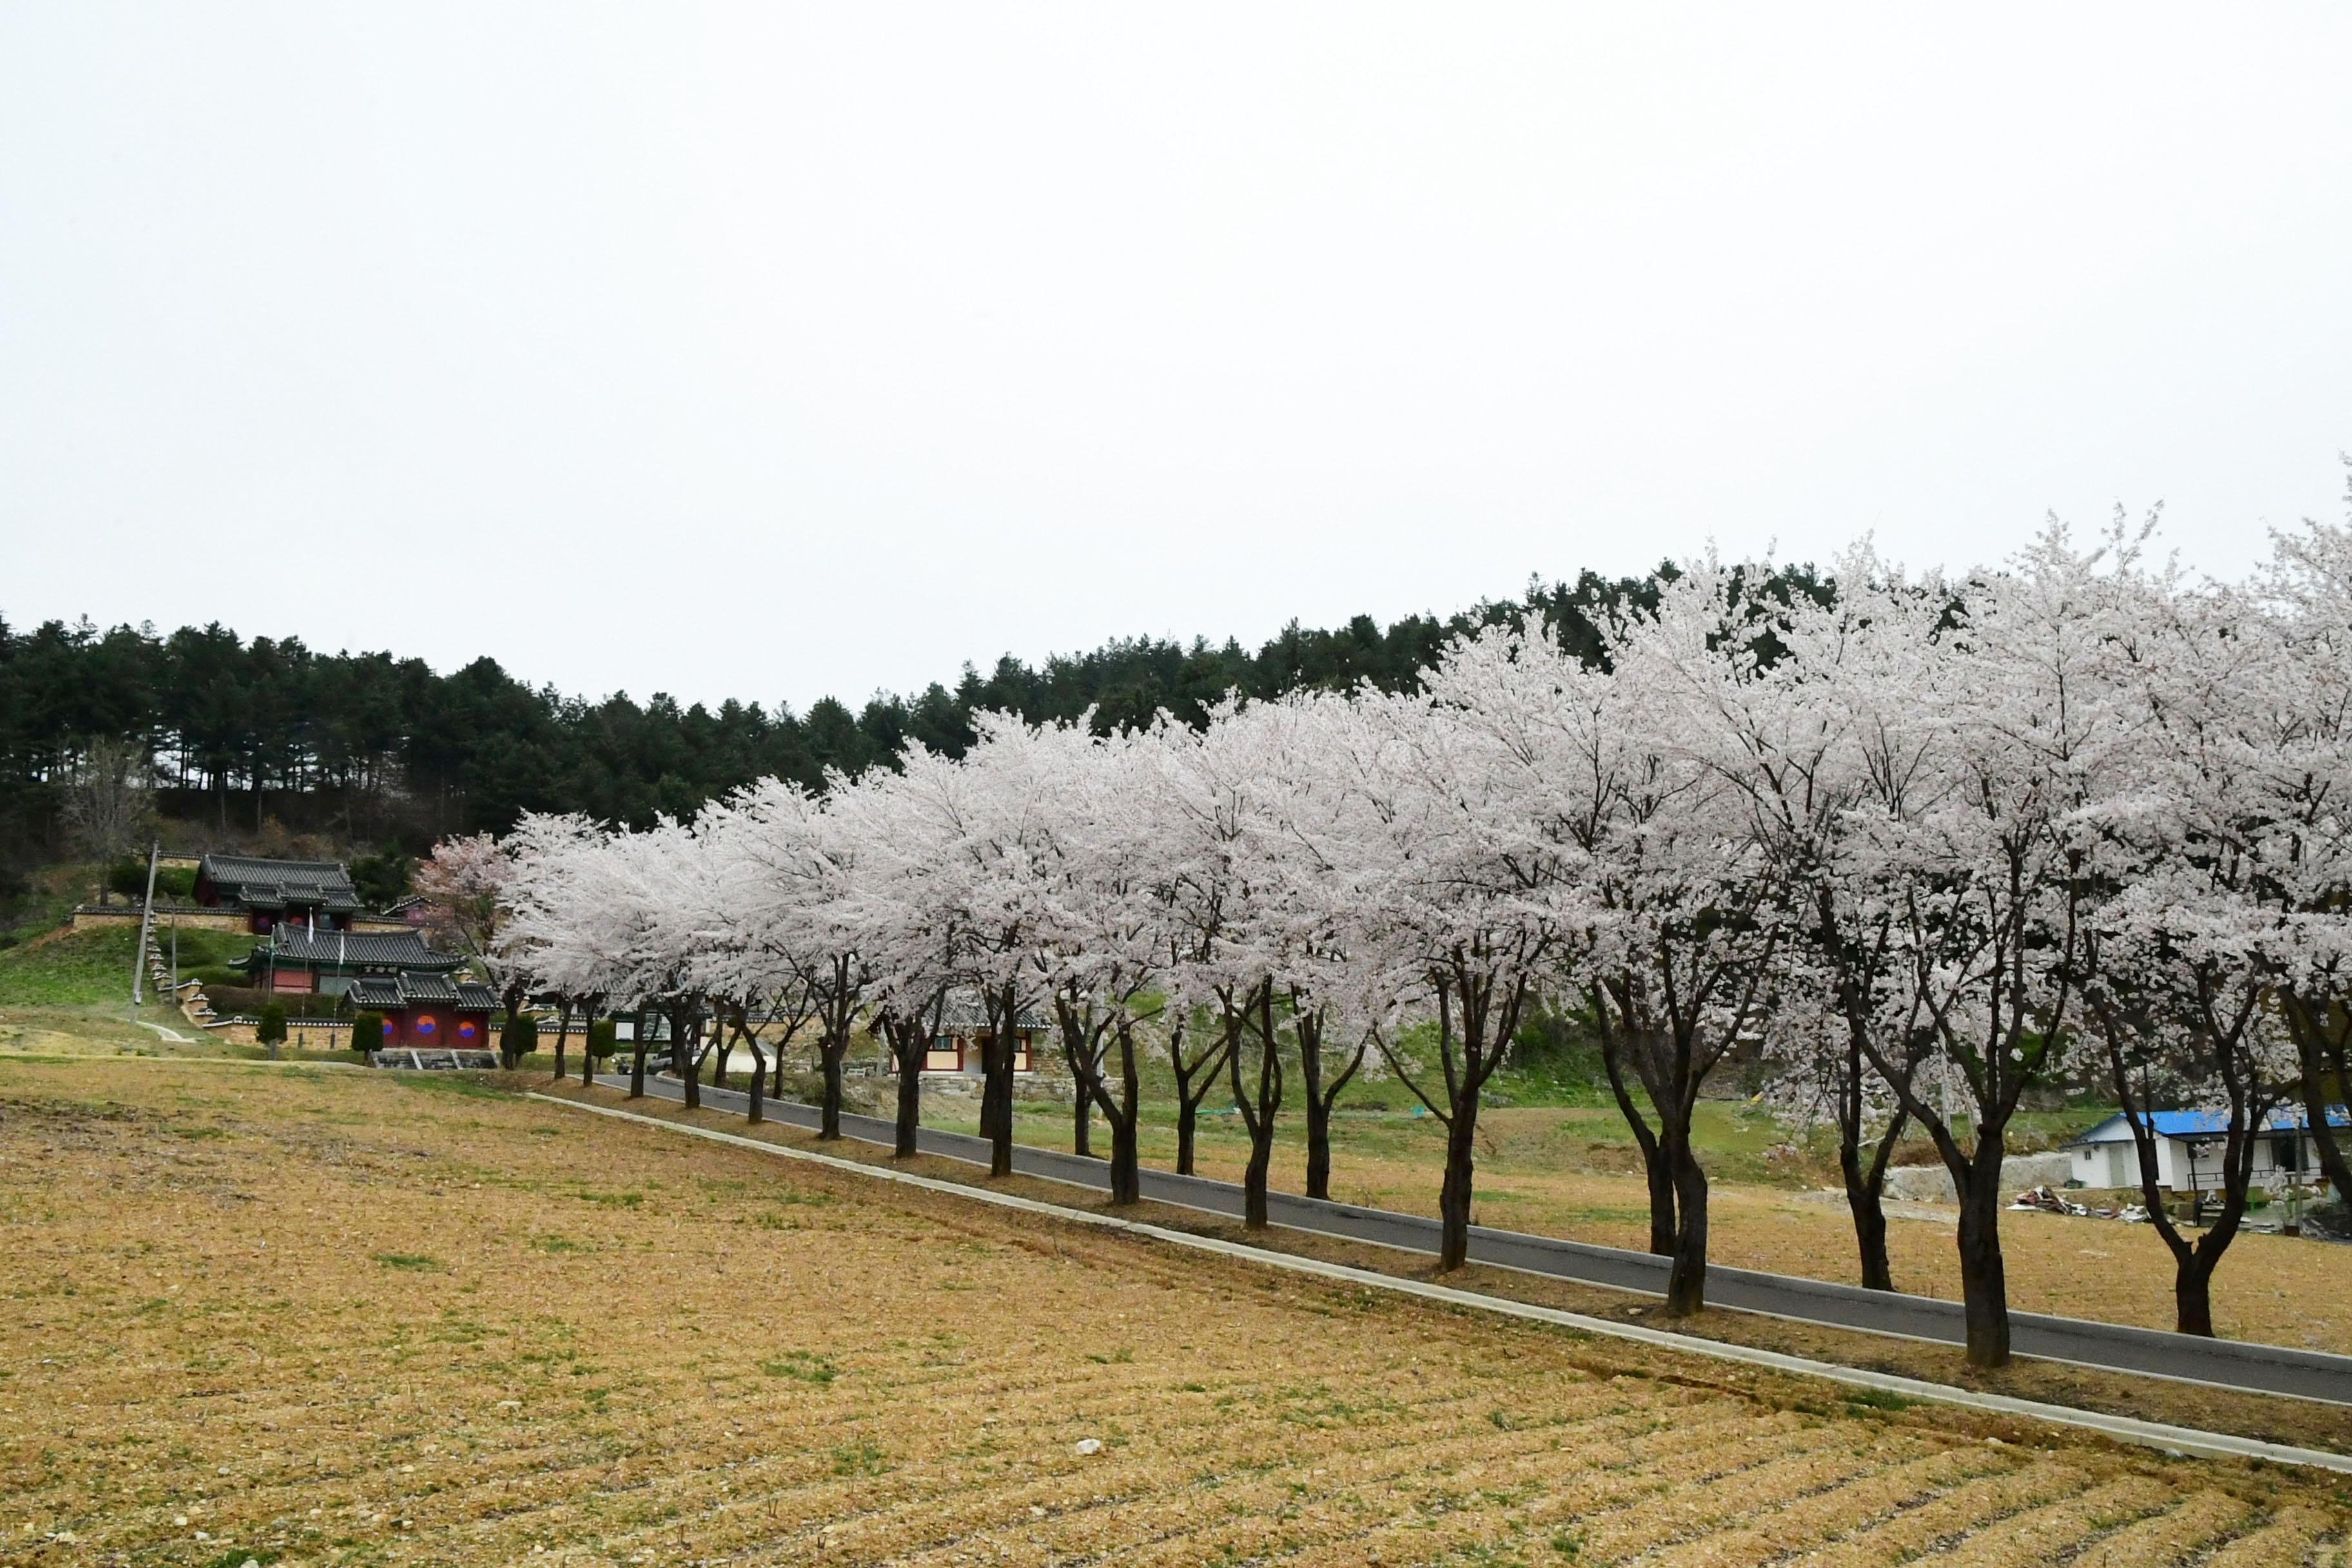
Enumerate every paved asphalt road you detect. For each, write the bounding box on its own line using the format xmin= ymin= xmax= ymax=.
xmin=582 ymin=1070 xmax=2352 ymax=1405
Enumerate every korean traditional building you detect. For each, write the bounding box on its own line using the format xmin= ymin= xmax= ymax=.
xmin=241 ymin=927 xmax=464 ymax=995
xmin=236 ymin=926 xmax=499 ymax=1046
xmin=345 ymin=972 xmax=502 ymax=1050
xmin=193 ymin=854 xmax=362 ymax=933
xmin=889 ymin=993 xmax=1046 ymax=1077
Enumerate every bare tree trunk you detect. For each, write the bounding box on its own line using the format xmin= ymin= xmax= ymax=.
xmin=1832 ymin=1019 xmax=1908 ymax=1291
xmin=982 ymin=985 xmax=1018 ymax=1178
xmin=1298 ymin=1008 xmax=1328 ymax=1200
xmin=678 ymin=1006 xmax=702 ymax=1111
xmin=747 ymin=1041 xmax=767 ymax=1126
xmin=984 ymin=1048 xmax=1014 ymax=1177
xmin=1841 ymin=1143 xmax=1895 ymax=1293
xmin=1226 ymin=986 xmax=1282 ymax=1231
xmin=1106 ymin=1026 xmax=1141 ymax=1206
xmin=819 ymin=1045 xmax=845 ymax=1141
xmin=1954 ymin=1165 xmax=2010 ymax=1367
xmin=2106 ymin=1034 xmax=2260 ymax=1338
xmin=1600 ymin=1028 xmax=1676 ymax=1255
xmin=1054 ymin=996 xmax=1113 ymax=1162
xmin=1175 ymin=1081 xmax=1200 ymax=1175
xmin=877 ymin=1008 xmax=936 ymax=1159
xmin=2287 ymin=990 xmax=2352 ymax=1210
xmin=1295 ymin=1005 xmax=1361 ymax=1203
xmin=629 ymin=1039 xmax=647 ymax=1099
xmin=895 ymin=1043 xmax=923 ymax=1157
xmin=1167 ymin=1022 xmax=1228 ymax=1178
xmin=1836 ymin=1097 xmax=1909 ymax=1295
xmin=550 ymin=995 xmax=574 ymax=1083
xmin=1437 ymin=1107 xmax=1480 ymax=1270
xmin=1661 ymin=1124 xmax=1710 ymax=1318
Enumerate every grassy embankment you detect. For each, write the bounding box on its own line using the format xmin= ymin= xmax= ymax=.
xmin=0 ymin=923 xmax=363 ymax=1063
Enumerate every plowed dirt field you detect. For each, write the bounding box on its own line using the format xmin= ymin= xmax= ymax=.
xmin=2 ymin=1057 xmax=2346 ymax=1566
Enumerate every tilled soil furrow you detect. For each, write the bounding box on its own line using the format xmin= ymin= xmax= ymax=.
xmin=1773 ymin=1458 xmax=2089 ymax=1568
xmin=2200 ymin=1507 xmax=2340 ymax=1567
xmin=2063 ymin=1489 xmax=2255 ymax=1567
xmin=1917 ymin=1474 xmax=2180 ymax=1567
xmin=1566 ymin=1438 xmax=1896 ymax=1563
xmin=1636 ymin=1444 xmax=1999 ymax=1568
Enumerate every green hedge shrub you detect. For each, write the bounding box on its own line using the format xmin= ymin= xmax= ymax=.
xmin=257 ymin=1003 xmax=288 ymax=1046
xmin=500 ymin=1014 xmax=538 ymax=1068
xmin=351 ymin=1010 xmax=386 ymax=1053
xmin=587 ymin=1019 xmax=618 ymax=1060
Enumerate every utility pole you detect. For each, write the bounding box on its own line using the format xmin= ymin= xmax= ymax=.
xmin=131 ymin=840 xmax=159 ymax=1006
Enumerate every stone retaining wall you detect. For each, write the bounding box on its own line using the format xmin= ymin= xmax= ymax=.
xmin=1882 ymin=1150 xmax=2074 ymax=1204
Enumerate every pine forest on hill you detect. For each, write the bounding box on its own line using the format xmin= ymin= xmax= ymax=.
xmin=0 ymin=562 xmax=1827 ymax=886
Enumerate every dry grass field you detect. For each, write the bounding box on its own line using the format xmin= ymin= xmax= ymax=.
xmin=4 ymin=1059 xmax=2351 ymax=1567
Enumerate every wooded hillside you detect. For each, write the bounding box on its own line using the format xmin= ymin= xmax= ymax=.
xmin=3 ymin=563 xmax=1776 ymax=870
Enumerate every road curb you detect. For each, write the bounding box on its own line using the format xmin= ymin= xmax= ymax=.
xmin=528 ymin=1091 xmax=2352 ymax=1476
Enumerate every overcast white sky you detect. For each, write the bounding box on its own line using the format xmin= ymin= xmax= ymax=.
xmin=5 ymin=6 xmax=2349 ymax=712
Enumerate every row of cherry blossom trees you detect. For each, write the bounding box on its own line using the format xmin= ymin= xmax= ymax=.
xmin=495 ymin=508 xmax=2352 ymax=1368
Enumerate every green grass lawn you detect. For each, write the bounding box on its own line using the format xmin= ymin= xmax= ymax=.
xmin=0 ymin=925 xmax=255 ymax=1008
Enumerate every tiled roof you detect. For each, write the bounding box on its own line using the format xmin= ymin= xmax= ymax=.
xmin=2072 ymin=1105 xmax=2351 ymax=1143
xmin=937 ymin=992 xmax=1049 ymax=1031
xmin=256 ymin=928 xmax=464 ymax=970
xmin=346 ymin=975 xmax=402 ymax=1009
xmin=199 ymin=854 xmax=360 ymax=913
xmin=398 ymin=973 xmax=462 ymax=1005
xmin=346 ymin=972 xmax=498 ymax=1012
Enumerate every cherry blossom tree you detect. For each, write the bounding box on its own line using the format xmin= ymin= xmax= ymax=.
xmin=2248 ymin=502 xmax=2352 ymax=1210
xmin=502 ymin=814 xmax=689 ymax=1098
xmin=2075 ymin=563 xmax=2306 ymax=1335
xmin=830 ymin=718 xmax=1072 ymax=1175
xmin=1030 ymin=723 xmax=1173 ymax=1204
xmin=1828 ymin=522 xmax=2142 ymax=1366
xmin=827 ymin=765 xmax=961 ymax=1157
xmin=1332 ymin=681 xmax=1582 ymax=1270
xmin=1157 ymin=698 xmax=1331 ymax=1230
xmin=497 ymin=813 xmax=607 ymax=1084
xmin=417 ymin=830 xmax=527 ymax=1025
xmin=1416 ymin=573 xmax=1778 ymax=1316
xmin=704 ymin=778 xmax=867 ymax=1137
xmin=1686 ymin=547 xmax=1946 ymax=1292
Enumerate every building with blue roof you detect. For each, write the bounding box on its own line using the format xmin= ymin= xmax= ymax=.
xmin=2067 ymin=1105 xmax=2349 ymax=1191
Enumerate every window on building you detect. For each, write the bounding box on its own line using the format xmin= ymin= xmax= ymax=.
xmin=2277 ymin=1135 xmax=2304 ymax=1172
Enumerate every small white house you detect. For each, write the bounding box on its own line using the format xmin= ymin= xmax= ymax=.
xmin=2068 ymin=1105 xmax=2347 ymax=1192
